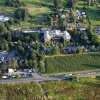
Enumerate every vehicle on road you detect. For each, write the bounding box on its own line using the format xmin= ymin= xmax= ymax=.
xmin=2 ymin=75 xmax=9 ymax=79
xmin=63 ymin=76 xmax=73 ymax=81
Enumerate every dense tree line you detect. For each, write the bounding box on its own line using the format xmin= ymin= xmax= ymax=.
xmin=0 ymin=30 xmax=45 ymax=72
xmin=5 ymin=0 xmax=23 ymax=7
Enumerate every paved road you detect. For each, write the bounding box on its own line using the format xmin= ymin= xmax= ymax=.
xmin=44 ymin=69 xmax=100 ymax=76
xmin=0 ymin=72 xmax=61 ymax=84
xmin=0 ymin=69 xmax=100 ymax=84
xmin=45 ymin=52 xmax=100 ymax=58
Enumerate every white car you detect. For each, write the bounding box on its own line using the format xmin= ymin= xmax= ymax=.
xmin=2 ymin=75 xmax=8 ymax=79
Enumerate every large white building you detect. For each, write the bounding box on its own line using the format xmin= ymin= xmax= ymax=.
xmin=43 ymin=30 xmax=71 ymax=42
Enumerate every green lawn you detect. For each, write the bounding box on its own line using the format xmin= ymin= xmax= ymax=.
xmin=45 ymin=53 xmax=100 ymax=73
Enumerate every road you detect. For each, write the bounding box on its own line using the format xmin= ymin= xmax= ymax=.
xmin=0 ymin=69 xmax=100 ymax=84
xmin=45 ymin=52 xmax=100 ymax=58
xmin=44 ymin=69 xmax=100 ymax=76
xmin=0 ymin=72 xmax=61 ymax=84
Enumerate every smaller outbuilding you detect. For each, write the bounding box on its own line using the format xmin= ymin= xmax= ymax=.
xmin=95 ymin=26 xmax=100 ymax=34
xmin=0 ymin=50 xmax=17 ymax=63
xmin=0 ymin=14 xmax=10 ymax=22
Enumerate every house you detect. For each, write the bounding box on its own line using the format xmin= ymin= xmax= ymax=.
xmin=63 ymin=45 xmax=78 ymax=54
xmin=63 ymin=45 xmax=86 ymax=54
xmin=95 ymin=26 xmax=100 ymax=34
xmin=0 ymin=14 xmax=10 ymax=22
xmin=0 ymin=51 xmax=17 ymax=63
xmin=76 ymin=10 xmax=86 ymax=21
xmin=40 ymin=29 xmax=71 ymax=42
xmin=8 ymin=68 xmax=15 ymax=75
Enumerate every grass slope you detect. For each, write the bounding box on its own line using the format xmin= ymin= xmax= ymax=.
xmin=0 ymin=78 xmax=100 ymax=100
xmin=45 ymin=53 xmax=100 ymax=73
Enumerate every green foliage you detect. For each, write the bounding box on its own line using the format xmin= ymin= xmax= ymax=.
xmin=77 ymin=47 xmax=86 ymax=54
xmin=14 ymin=8 xmax=29 ymax=21
xmin=53 ymin=0 xmax=62 ymax=10
xmin=0 ymin=23 xmax=7 ymax=33
xmin=52 ymin=45 xmax=60 ymax=55
xmin=92 ymin=35 xmax=100 ymax=45
xmin=8 ymin=58 xmax=19 ymax=69
xmin=0 ymin=39 xmax=9 ymax=51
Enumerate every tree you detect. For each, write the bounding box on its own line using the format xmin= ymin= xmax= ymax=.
xmin=76 ymin=46 xmax=86 ymax=54
xmin=87 ymin=0 xmax=97 ymax=6
xmin=31 ymin=32 xmax=39 ymax=42
xmin=38 ymin=61 xmax=45 ymax=73
xmin=25 ymin=50 xmax=38 ymax=69
xmin=66 ymin=0 xmax=74 ymax=8
xmin=9 ymin=58 xmax=18 ymax=69
xmin=24 ymin=59 xmax=28 ymax=68
xmin=37 ymin=53 xmax=45 ymax=73
xmin=52 ymin=45 xmax=60 ymax=55
xmin=92 ymin=35 xmax=100 ymax=45
xmin=53 ymin=0 xmax=62 ymax=11
xmin=0 ymin=39 xmax=9 ymax=51
xmin=27 ymin=58 xmax=38 ymax=69
xmin=0 ymin=23 xmax=7 ymax=33
xmin=14 ymin=8 xmax=29 ymax=21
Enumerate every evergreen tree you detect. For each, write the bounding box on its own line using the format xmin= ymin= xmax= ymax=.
xmin=66 ymin=0 xmax=74 ymax=8
xmin=14 ymin=8 xmax=29 ymax=21
xmin=0 ymin=23 xmax=7 ymax=33
xmin=53 ymin=0 xmax=62 ymax=11
xmin=9 ymin=58 xmax=18 ymax=69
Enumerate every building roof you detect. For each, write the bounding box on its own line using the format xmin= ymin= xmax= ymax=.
xmin=95 ymin=26 xmax=100 ymax=34
xmin=42 ymin=30 xmax=71 ymax=42
xmin=0 ymin=51 xmax=16 ymax=63
xmin=0 ymin=15 xmax=10 ymax=22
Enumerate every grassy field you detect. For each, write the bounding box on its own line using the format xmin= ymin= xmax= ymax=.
xmin=0 ymin=77 xmax=100 ymax=100
xmin=45 ymin=53 xmax=100 ymax=73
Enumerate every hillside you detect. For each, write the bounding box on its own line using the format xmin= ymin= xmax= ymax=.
xmin=0 ymin=0 xmax=100 ymax=28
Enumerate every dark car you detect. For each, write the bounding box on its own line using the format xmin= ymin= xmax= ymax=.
xmin=63 ymin=76 xmax=73 ymax=81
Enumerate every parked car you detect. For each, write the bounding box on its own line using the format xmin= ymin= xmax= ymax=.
xmin=63 ymin=76 xmax=73 ymax=81
xmin=2 ymin=75 xmax=9 ymax=79
xmin=10 ymin=75 xmax=17 ymax=79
